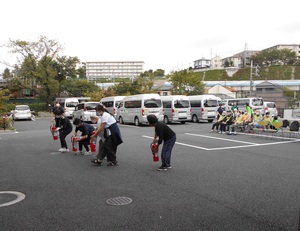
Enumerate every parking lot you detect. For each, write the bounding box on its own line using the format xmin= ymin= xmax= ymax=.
xmin=1 ymin=118 xmax=300 ymax=230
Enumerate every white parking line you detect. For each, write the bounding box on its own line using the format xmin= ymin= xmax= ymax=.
xmin=142 ymin=134 xmax=299 ymax=151
xmin=185 ymin=133 xmax=257 ymax=145
xmin=142 ymin=135 xmax=210 ymax=150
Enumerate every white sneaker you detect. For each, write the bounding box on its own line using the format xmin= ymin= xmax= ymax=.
xmin=84 ymin=151 xmax=92 ymax=156
xmin=59 ymin=148 xmax=67 ymax=152
xmin=58 ymin=148 xmax=64 ymax=152
xmin=61 ymin=148 xmax=69 ymax=153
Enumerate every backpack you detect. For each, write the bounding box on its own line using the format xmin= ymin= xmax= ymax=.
xmin=289 ymin=121 xmax=299 ymax=131
xmin=282 ymin=119 xmax=289 ymax=128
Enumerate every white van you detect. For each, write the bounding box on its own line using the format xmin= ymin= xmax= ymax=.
xmin=100 ymin=96 xmax=126 ymax=118
xmin=56 ymin=97 xmax=79 ymax=118
xmin=261 ymin=101 xmax=278 ymax=116
xmin=117 ymin=94 xmax=164 ymax=126
xmin=161 ymin=95 xmax=191 ymax=124
xmin=187 ymin=95 xmax=219 ymax=123
xmin=222 ymin=97 xmax=264 ymax=113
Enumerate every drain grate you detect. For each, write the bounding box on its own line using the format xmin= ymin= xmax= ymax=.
xmin=106 ymin=197 xmax=132 ymax=206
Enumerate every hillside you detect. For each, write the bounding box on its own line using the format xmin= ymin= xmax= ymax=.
xmin=197 ymin=65 xmax=300 ymax=81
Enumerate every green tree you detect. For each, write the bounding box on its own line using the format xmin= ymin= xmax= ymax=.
xmin=0 ymin=89 xmax=9 ymax=113
xmin=63 ymin=79 xmax=99 ymax=97
xmin=111 ymin=79 xmax=142 ymax=95
xmin=252 ymin=49 xmax=297 ymax=67
xmin=2 ymin=68 xmax=13 ymax=80
xmin=168 ymin=69 xmax=205 ymax=95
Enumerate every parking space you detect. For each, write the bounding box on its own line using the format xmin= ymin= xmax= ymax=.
xmin=136 ymin=122 xmax=300 ymax=152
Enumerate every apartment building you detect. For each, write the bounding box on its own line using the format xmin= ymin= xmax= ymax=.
xmin=85 ymin=61 xmax=144 ymax=82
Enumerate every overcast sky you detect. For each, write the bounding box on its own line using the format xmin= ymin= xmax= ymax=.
xmin=0 ymin=0 xmax=299 ymax=75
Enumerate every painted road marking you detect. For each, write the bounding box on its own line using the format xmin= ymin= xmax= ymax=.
xmin=0 ymin=191 xmax=26 ymax=207
xmin=142 ymin=135 xmax=299 ymax=151
xmin=185 ymin=133 xmax=257 ymax=145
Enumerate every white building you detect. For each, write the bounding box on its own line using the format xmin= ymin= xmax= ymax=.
xmin=85 ymin=61 xmax=144 ymax=82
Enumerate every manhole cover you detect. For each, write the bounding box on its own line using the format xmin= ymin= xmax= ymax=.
xmin=106 ymin=197 xmax=132 ymax=206
xmin=0 ymin=191 xmax=26 ymax=207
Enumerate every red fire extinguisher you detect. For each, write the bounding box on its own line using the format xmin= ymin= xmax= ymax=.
xmin=50 ymin=124 xmax=59 ymax=140
xmin=71 ymin=136 xmax=78 ymax=152
xmin=150 ymin=142 xmax=159 ymax=162
xmin=90 ymin=131 xmax=96 ymax=152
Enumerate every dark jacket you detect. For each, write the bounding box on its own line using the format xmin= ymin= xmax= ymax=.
xmin=75 ymin=122 xmax=94 ymax=137
xmin=155 ymin=121 xmax=176 ymax=145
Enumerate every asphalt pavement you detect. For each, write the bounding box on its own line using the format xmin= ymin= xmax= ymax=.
xmin=1 ymin=118 xmax=300 ymax=231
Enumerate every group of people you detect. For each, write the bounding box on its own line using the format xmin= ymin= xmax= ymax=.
xmin=51 ymin=102 xmax=176 ymax=171
xmin=51 ymin=102 xmax=123 ymax=167
xmin=211 ymin=102 xmax=279 ymax=135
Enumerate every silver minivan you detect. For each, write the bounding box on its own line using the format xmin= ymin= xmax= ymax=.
xmin=161 ymin=95 xmax=191 ymax=124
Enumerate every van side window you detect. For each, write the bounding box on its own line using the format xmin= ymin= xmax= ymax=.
xmin=125 ymin=100 xmax=142 ymax=108
xmin=144 ymin=99 xmax=161 ymax=108
xmin=175 ymin=100 xmax=189 ymax=108
xmin=190 ymin=100 xmax=201 ymax=107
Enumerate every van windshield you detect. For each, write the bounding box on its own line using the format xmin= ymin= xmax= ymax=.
xmin=174 ymin=100 xmax=189 ymax=108
xmin=66 ymin=102 xmax=78 ymax=107
xmin=252 ymin=98 xmax=263 ymax=106
xmin=204 ymin=100 xmax=218 ymax=107
xmin=144 ymin=99 xmax=162 ymax=108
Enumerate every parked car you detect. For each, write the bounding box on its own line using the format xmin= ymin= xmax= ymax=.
xmin=72 ymin=102 xmax=99 ymax=123
xmin=261 ymin=101 xmax=278 ymax=117
xmin=12 ymin=105 xmax=32 ymax=121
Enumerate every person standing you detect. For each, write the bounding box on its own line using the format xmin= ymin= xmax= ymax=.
xmin=231 ymin=102 xmax=239 ymax=112
xmin=53 ymin=109 xmax=72 ymax=153
xmin=73 ymin=118 xmax=95 ymax=156
xmin=91 ymin=105 xmax=123 ymax=166
xmin=216 ymin=103 xmax=224 ymax=120
xmin=147 ymin=114 xmax=176 ymax=171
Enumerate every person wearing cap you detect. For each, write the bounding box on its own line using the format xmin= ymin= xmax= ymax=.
xmin=73 ymin=118 xmax=95 ymax=156
xmin=147 ymin=114 xmax=176 ymax=171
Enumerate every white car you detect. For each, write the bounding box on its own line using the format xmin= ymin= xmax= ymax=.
xmin=72 ymin=102 xmax=99 ymax=123
xmin=12 ymin=105 xmax=32 ymax=121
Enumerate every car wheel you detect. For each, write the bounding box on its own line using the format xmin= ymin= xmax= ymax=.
xmin=208 ymin=119 xmax=213 ymax=123
xmin=134 ymin=117 xmax=140 ymax=126
xmin=192 ymin=115 xmax=198 ymax=123
xmin=163 ymin=116 xmax=169 ymax=124
xmin=180 ymin=121 xmax=186 ymax=124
